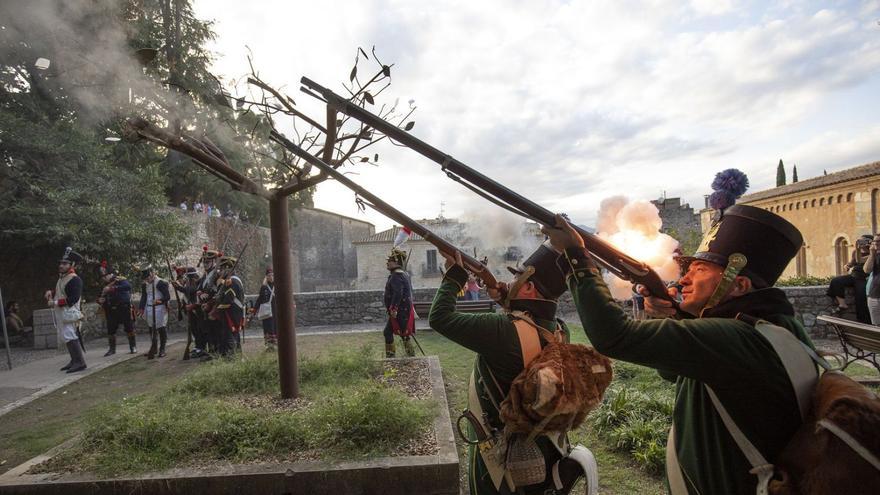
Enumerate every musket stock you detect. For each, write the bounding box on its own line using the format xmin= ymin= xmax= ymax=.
xmin=271 ymin=131 xmax=502 ymax=295
xmin=299 ymin=77 xmax=678 ymax=308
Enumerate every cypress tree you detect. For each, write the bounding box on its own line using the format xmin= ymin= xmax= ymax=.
xmin=792 ymin=165 xmax=798 ymax=183
xmin=776 ymin=159 xmax=786 ymax=187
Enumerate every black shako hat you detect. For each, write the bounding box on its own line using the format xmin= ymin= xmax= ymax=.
xmin=507 ymin=242 xmax=568 ymax=300
xmin=59 ymin=247 xmax=83 ymax=265
xmin=685 ymin=204 xmax=803 ymax=287
xmin=139 ymin=265 xmax=155 ymax=279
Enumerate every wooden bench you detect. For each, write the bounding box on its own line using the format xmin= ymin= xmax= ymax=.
xmin=412 ymin=299 xmax=497 ymax=321
xmin=816 ymin=315 xmax=880 ymax=374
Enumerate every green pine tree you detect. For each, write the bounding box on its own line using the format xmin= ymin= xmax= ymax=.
xmin=776 ymin=159 xmax=787 ymax=187
xmin=792 ymin=165 xmax=798 ymax=183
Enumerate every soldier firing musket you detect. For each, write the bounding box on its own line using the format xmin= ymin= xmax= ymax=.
xmin=298 ymin=77 xmax=681 ymax=316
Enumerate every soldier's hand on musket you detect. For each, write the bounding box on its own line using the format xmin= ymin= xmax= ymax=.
xmin=541 ymin=214 xmax=585 ymax=252
xmin=637 ymin=285 xmax=679 ymax=318
xmin=487 ymin=282 xmax=509 ymax=302
xmin=441 ymin=250 xmax=464 ymax=271
xmin=44 ymin=290 xmax=53 ymax=302
xmin=154 ymin=299 xmax=163 ymax=305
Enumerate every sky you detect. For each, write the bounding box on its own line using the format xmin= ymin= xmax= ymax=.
xmin=193 ymin=0 xmax=880 ymax=232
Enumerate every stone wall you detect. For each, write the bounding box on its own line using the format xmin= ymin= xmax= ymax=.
xmin=780 ymin=285 xmax=855 ymax=338
xmin=291 ymin=208 xmax=374 ymax=292
xmin=292 ymin=288 xmax=442 ymax=326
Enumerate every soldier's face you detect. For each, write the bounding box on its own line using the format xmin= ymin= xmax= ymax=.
xmin=678 ymin=260 xmax=723 ymax=316
xmin=58 ymin=261 xmax=71 ymax=274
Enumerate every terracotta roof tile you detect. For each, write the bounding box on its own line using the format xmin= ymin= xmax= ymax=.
xmin=354 ymin=226 xmax=426 ymax=244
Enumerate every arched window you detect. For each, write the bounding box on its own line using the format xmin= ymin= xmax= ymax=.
xmin=796 ymin=244 xmax=807 ymax=277
xmin=811 ymin=199 xmax=816 ymax=207
xmin=782 ymin=204 xmax=787 ymax=212
xmin=789 ymin=203 xmax=794 ymax=210
xmin=820 ymin=198 xmax=825 ymax=206
xmin=804 ymin=200 xmax=809 ymax=208
xmin=846 ymin=192 xmax=853 ymax=202
xmin=835 ymin=237 xmax=850 ymax=275
xmin=837 ymin=194 xmax=844 ymax=203
xmin=796 ymin=202 xmax=800 ymax=210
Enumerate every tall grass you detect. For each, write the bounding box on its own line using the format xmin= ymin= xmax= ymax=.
xmin=588 ymin=361 xmax=674 ymax=475
xmin=49 ymin=346 xmax=431 ymax=476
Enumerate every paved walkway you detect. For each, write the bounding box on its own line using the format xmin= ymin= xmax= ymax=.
xmin=0 ymin=323 xmax=392 ymax=418
xmin=0 ymin=334 xmax=183 ymax=417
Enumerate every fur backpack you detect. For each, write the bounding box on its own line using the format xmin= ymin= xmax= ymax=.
xmin=499 ymin=313 xmax=613 ymax=437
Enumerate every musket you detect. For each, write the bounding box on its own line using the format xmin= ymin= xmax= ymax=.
xmin=166 ymin=259 xmax=191 ymax=360
xmin=299 ymin=77 xmax=679 ymax=309
xmin=271 ymin=131 xmax=502 ymax=295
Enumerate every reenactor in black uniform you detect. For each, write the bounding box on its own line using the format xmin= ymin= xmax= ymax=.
xmin=212 ymin=256 xmax=244 ymax=357
xmin=97 ymin=262 xmax=136 ymax=356
xmin=137 ymin=266 xmax=171 ymax=359
xmin=195 ymin=247 xmax=221 ymax=359
xmin=383 ymin=248 xmax=416 ymax=358
xmin=171 ymin=266 xmax=201 ymax=356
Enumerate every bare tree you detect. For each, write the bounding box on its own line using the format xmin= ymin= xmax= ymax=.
xmin=125 ymin=47 xmax=415 ymax=398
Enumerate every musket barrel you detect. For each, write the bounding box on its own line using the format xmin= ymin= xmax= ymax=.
xmin=272 ymin=130 xmax=498 ymax=289
xmin=299 ymin=77 xmax=674 ymax=303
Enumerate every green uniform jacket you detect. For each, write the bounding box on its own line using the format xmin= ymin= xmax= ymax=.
xmin=559 ymin=248 xmax=814 ymax=495
xmin=429 ymin=265 xmax=570 ymax=495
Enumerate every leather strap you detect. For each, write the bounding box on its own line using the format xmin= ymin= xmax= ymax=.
xmin=817 ymin=419 xmax=880 ymax=472
xmin=666 ymin=426 xmax=693 ymax=495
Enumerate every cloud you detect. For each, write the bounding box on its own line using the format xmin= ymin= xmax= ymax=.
xmin=193 ymin=0 xmax=880 ymax=229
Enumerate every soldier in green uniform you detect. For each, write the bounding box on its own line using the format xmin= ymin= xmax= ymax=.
xmin=429 ymin=244 xmax=598 ymax=495
xmin=542 ymin=204 xmax=814 ymax=495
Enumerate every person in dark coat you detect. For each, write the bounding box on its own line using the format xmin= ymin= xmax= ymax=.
xmin=194 ymin=247 xmax=221 ymax=360
xmin=254 ymin=267 xmax=277 ymax=350
xmin=212 ymin=256 xmax=244 ymax=356
xmin=826 ymin=234 xmax=872 ymax=323
xmin=97 ymin=261 xmax=136 ymax=356
xmin=383 ymin=248 xmax=416 ymax=357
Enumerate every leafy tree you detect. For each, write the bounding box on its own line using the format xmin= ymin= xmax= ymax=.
xmin=776 ymin=159 xmax=786 ymax=187
xmin=792 ymin=165 xmax=798 ymax=183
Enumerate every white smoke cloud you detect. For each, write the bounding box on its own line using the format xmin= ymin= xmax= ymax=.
xmin=596 ymin=197 xmax=680 ymax=300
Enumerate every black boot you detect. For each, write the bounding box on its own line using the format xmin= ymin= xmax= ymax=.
xmin=157 ymin=327 xmax=167 ymax=358
xmin=104 ymin=335 xmax=116 ymax=357
xmin=147 ymin=328 xmax=158 ymax=359
xmin=66 ymin=340 xmax=87 ymax=373
xmin=127 ymin=333 xmax=137 ymax=354
xmin=385 ymin=343 xmax=396 ymax=358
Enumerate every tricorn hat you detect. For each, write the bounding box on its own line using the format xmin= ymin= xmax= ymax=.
xmin=683 ymin=204 xmax=802 ymax=287
xmin=506 ymin=241 xmax=568 ymax=302
xmin=387 ymin=248 xmax=407 ymax=266
xmin=59 ymin=247 xmax=83 ymax=265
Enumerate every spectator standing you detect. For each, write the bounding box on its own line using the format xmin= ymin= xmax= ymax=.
xmin=864 ymin=234 xmax=880 ymax=324
xmin=179 ymin=200 xmax=188 ymax=212
xmin=465 ymin=274 xmax=480 ymax=300
xmin=206 ymin=204 xmax=213 ymax=217
xmin=195 ymin=201 xmax=203 ymax=213
xmin=254 ymin=268 xmax=277 ymax=350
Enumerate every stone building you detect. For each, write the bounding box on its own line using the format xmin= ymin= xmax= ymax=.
xmin=699 ymin=160 xmax=880 ymax=279
xmin=290 ymin=207 xmax=375 ymax=292
xmin=651 ymin=197 xmax=701 ymax=236
xmin=353 ymin=217 xmax=544 ymax=290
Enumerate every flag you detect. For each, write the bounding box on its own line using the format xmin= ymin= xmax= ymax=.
xmin=393 ymin=226 xmax=412 ymax=248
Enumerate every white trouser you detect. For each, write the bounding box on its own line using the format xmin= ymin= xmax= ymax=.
xmin=867 ymin=297 xmax=880 ymax=325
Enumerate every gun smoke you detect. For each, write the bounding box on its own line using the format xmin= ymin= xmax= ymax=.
xmin=596 ymin=196 xmax=680 ymax=300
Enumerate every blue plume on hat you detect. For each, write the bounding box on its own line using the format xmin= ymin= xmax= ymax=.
xmin=709 ymin=168 xmax=749 ymax=211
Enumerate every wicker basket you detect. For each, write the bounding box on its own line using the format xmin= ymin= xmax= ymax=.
xmin=506 ymin=435 xmax=546 ymax=487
